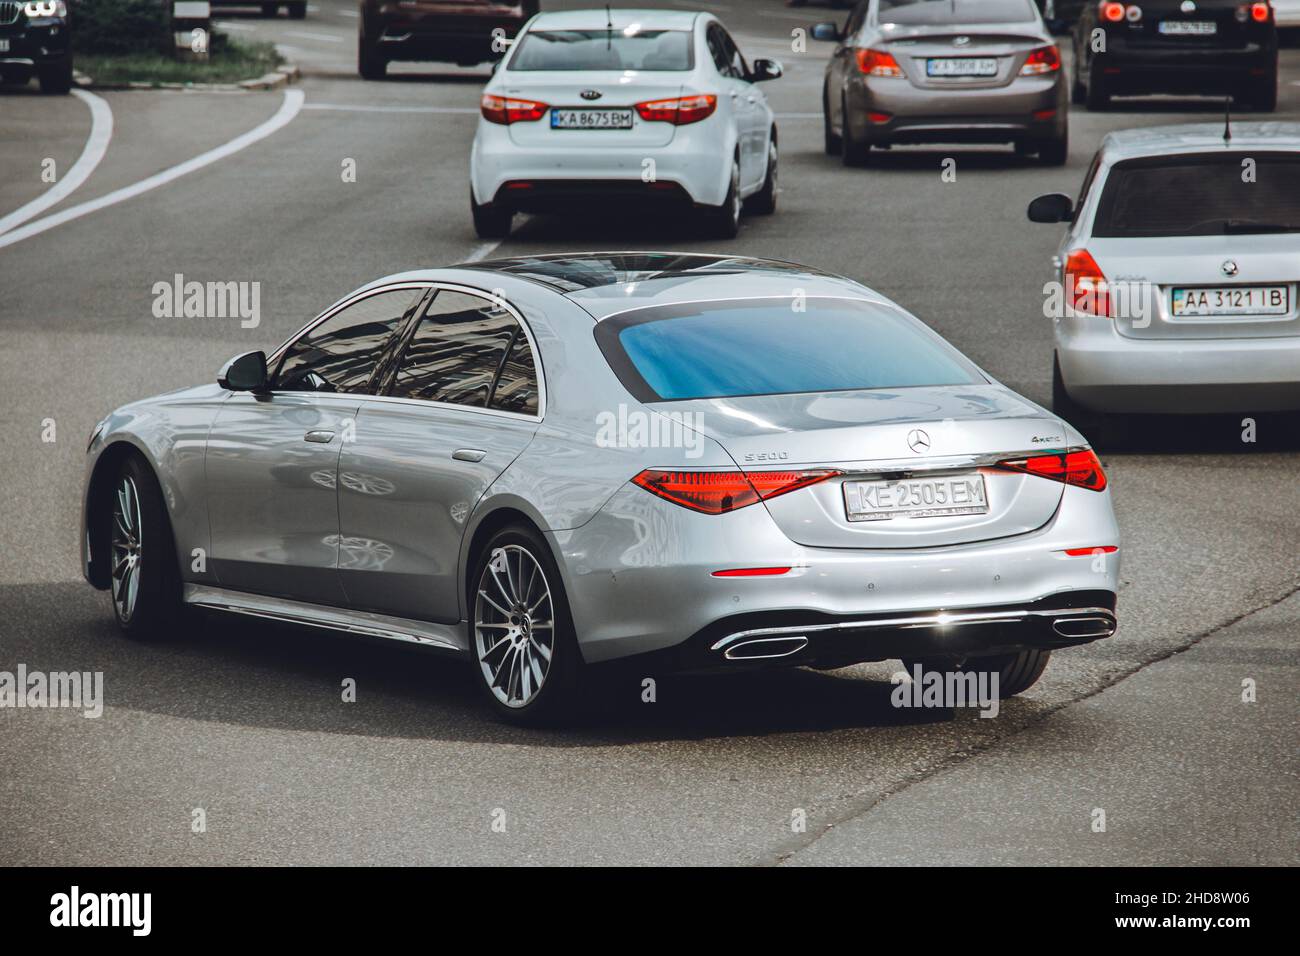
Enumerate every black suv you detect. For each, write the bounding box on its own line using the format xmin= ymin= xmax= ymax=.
xmin=1073 ymin=0 xmax=1279 ymax=110
xmin=0 ymin=0 xmax=72 ymax=93
xmin=358 ymin=0 xmax=539 ymax=80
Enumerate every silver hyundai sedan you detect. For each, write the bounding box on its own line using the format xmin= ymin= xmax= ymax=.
xmin=82 ymin=254 xmax=1119 ymax=723
xmin=814 ymin=0 xmax=1068 ymax=165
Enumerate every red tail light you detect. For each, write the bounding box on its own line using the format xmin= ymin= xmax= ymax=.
xmin=855 ymin=49 xmax=904 ymax=77
xmin=1064 ymin=249 xmax=1112 ymax=318
xmin=1249 ymin=1 xmax=1271 ymax=21
xmin=996 ymin=450 xmax=1107 ymax=492
xmin=480 ymin=94 xmax=549 ymax=125
xmin=1100 ymin=2 xmax=1126 ymax=21
xmin=631 ymin=469 xmax=839 ymax=515
xmin=1020 ymin=45 xmax=1061 ymax=75
xmin=634 ymin=93 xmax=717 ymax=125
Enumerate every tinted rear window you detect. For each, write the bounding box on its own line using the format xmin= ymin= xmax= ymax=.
xmin=509 ymin=29 xmax=693 ymax=71
xmin=596 ymin=298 xmax=982 ymax=402
xmin=877 ymin=0 xmax=1036 ymax=26
xmin=1093 ymin=153 xmax=1300 ymax=237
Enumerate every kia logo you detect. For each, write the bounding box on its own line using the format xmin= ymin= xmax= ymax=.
xmin=1180 ymin=0 xmax=1196 ymax=11
xmin=1221 ymin=259 xmax=1239 ymax=277
xmin=953 ymin=35 xmax=970 ymax=46
xmin=580 ymin=89 xmax=603 ymax=100
xmin=907 ymin=429 xmax=931 ymax=454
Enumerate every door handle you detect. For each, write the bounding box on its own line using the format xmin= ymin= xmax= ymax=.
xmin=304 ymin=430 xmax=335 ymax=444
xmin=452 ymin=448 xmax=486 ymax=462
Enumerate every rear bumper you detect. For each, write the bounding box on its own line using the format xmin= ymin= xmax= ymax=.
xmin=644 ymin=590 xmax=1118 ymax=674
xmin=552 ymin=481 xmax=1120 ymax=666
xmin=1092 ymin=40 xmax=1276 ymax=92
xmin=1057 ymin=319 xmax=1300 ymax=413
xmin=849 ymin=74 xmax=1064 ymax=145
xmin=470 ymin=120 xmax=732 ymax=207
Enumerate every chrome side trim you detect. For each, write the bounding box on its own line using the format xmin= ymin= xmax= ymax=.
xmin=709 ymin=606 xmax=1116 ymax=652
xmin=183 ymin=584 xmax=467 ymax=653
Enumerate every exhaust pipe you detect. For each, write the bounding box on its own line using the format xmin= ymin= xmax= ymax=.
xmin=723 ymin=636 xmax=809 ymax=661
xmin=1051 ymin=615 xmax=1116 ymax=640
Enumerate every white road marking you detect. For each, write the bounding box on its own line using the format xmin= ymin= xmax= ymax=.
xmin=0 ymin=90 xmax=113 ymax=237
xmin=338 ymin=8 xmax=358 ymax=16
xmin=464 ymin=241 xmax=504 ymax=263
xmin=304 ymin=102 xmax=479 ymax=114
xmin=214 ymin=20 xmax=256 ymax=31
xmin=286 ymin=30 xmax=343 ymax=42
xmin=0 ymin=90 xmax=305 ymax=251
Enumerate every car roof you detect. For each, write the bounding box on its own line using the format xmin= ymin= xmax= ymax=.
xmin=528 ymin=8 xmax=701 ymax=31
xmin=1100 ymin=122 xmax=1300 ymax=161
xmin=457 ymin=252 xmax=878 ymax=319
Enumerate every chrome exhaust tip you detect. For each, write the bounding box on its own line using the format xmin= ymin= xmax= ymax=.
xmin=1051 ymin=615 xmax=1116 ymax=640
xmin=723 ymin=636 xmax=809 ymax=661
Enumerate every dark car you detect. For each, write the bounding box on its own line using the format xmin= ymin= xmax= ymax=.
xmin=358 ymin=0 xmax=539 ymax=79
xmin=1073 ymin=0 xmax=1278 ymax=110
xmin=0 ymin=0 xmax=72 ymax=93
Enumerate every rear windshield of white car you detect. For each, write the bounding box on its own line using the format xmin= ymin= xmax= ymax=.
xmin=595 ymin=298 xmax=983 ymax=402
xmin=1093 ymin=153 xmax=1300 ymax=237
xmin=508 ymin=29 xmax=694 ymax=71
xmin=877 ymin=0 xmax=1036 ymax=26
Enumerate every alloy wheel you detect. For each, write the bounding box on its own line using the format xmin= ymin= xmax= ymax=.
xmin=474 ymin=545 xmax=555 ymax=708
xmin=111 ymin=475 xmax=143 ymax=623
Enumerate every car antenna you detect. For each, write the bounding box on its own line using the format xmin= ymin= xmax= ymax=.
xmin=606 ymin=4 xmax=613 ymax=51
xmin=1223 ymin=95 xmax=1232 ymax=144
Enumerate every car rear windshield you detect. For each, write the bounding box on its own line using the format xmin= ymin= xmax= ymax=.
xmin=508 ymin=29 xmax=693 ymax=71
xmin=1093 ymin=153 xmax=1300 ymax=237
xmin=877 ymin=0 xmax=1036 ymax=26
xmin=595 ymin=298 xmax=982 ymax=402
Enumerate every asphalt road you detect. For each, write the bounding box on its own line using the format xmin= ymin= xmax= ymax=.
xmin=0 ymin=0 xmax=1297 ymax=866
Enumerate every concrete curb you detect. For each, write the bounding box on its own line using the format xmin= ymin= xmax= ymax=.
xmin=74 ymin=62 xmax=300 ymax=93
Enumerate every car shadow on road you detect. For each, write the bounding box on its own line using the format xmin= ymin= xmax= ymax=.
xmin=1083 ymin=412 xmax=1300 ymax=455
xmin=9 ymin=582 xmax=980 ymax=747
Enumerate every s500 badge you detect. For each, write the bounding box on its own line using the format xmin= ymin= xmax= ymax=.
xmin=744 ymin=451 xmax=790 ymax=463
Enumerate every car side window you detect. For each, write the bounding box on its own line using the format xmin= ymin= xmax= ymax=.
xmin=706 ymin=25 xmax=733 ymax=77
xmin=490 ymin=331 xmax=540 ymax=416
xmin=388 ymin=290 xmax=530 ymax=410
xmin=1076 ymin=153 xmax=1103 ymax=213
xmin=275 ymin=288 xmax=421 ymax=394
xmin=719 ymin=28 xmax=747 ymax=80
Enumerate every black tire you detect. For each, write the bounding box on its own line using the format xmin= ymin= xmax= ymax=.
xmin=902 ymin=649 xmax=1051 ymax=700
xmin=1248 ymin=72 xmax=1278 ymax=112
xmin=358 ymin=34 xmax=387 ymax=80
xmin=1071 ymin=74 xmax=1085 ymax=105
xmin=108 ymin=455 xmax=184 ymax=641
xmin=38 ymin=57 xmax=73 ymax=95
xmin=822 ymin=88 xmax=841 ymax=155
xmin=288 ymin=1 xmax=306 ymax=19
xmin=261 ymin=3 xmax=277 ymax=15
xmin=700 ymin=156 xmax=741 ymax=239
xmin=468 ymin=525 xmax=583 ymax=725
xmin=1037 ymin=125 xmax=1069 ymax=166
xmin=840 ymin=94 xmax=871 ymax=166
xmin=1052 ymin=352 xmax=1112 ymax=448
xmin=1085 ymin=58 xmax=1110 ymax=111
xmin=471 ymin=192 xmax=512 ymax=239
xmin=745 ymin=134 xmax=778 ymax=215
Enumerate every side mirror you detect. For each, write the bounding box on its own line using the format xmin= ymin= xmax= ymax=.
xmin=1027 ymin=192 xmax=1075 ymax=223
xmin=749 ymin=58 xmax=783 ymax=82
xmin=218 ymin=350 xmax=268 ymax=391
xmin=810 ymin=21 xmax=841 ymax=42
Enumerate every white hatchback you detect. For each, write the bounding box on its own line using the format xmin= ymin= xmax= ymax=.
xmin=469 ymin=8 xmax=782 ymax=239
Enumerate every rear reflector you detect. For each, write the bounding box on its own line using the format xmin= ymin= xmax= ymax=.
xmin=1063 ymin=546 xmax=1118 ymax=556
xmin=995 ymin=449 xmax=1107 ymax=492
xmin=867 ymin=111 xmax=893 ymax=124
xmin=711 ymin=567 xmax=793 ymax=577
xmin=631 ymin=469 xmax=840 ymax=515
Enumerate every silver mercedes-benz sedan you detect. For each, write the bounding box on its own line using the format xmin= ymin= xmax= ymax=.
xmin=813 ymin=0 xmax=1069 ymax=165
xmin=1027 ymin=122 xmax=1300 ymax=436
xmin=82 ymin=253 xmax=1119 ymax=723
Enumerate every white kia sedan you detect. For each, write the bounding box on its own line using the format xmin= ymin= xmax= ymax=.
xmin=469 ymin=8 xmax=782 ymax=240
